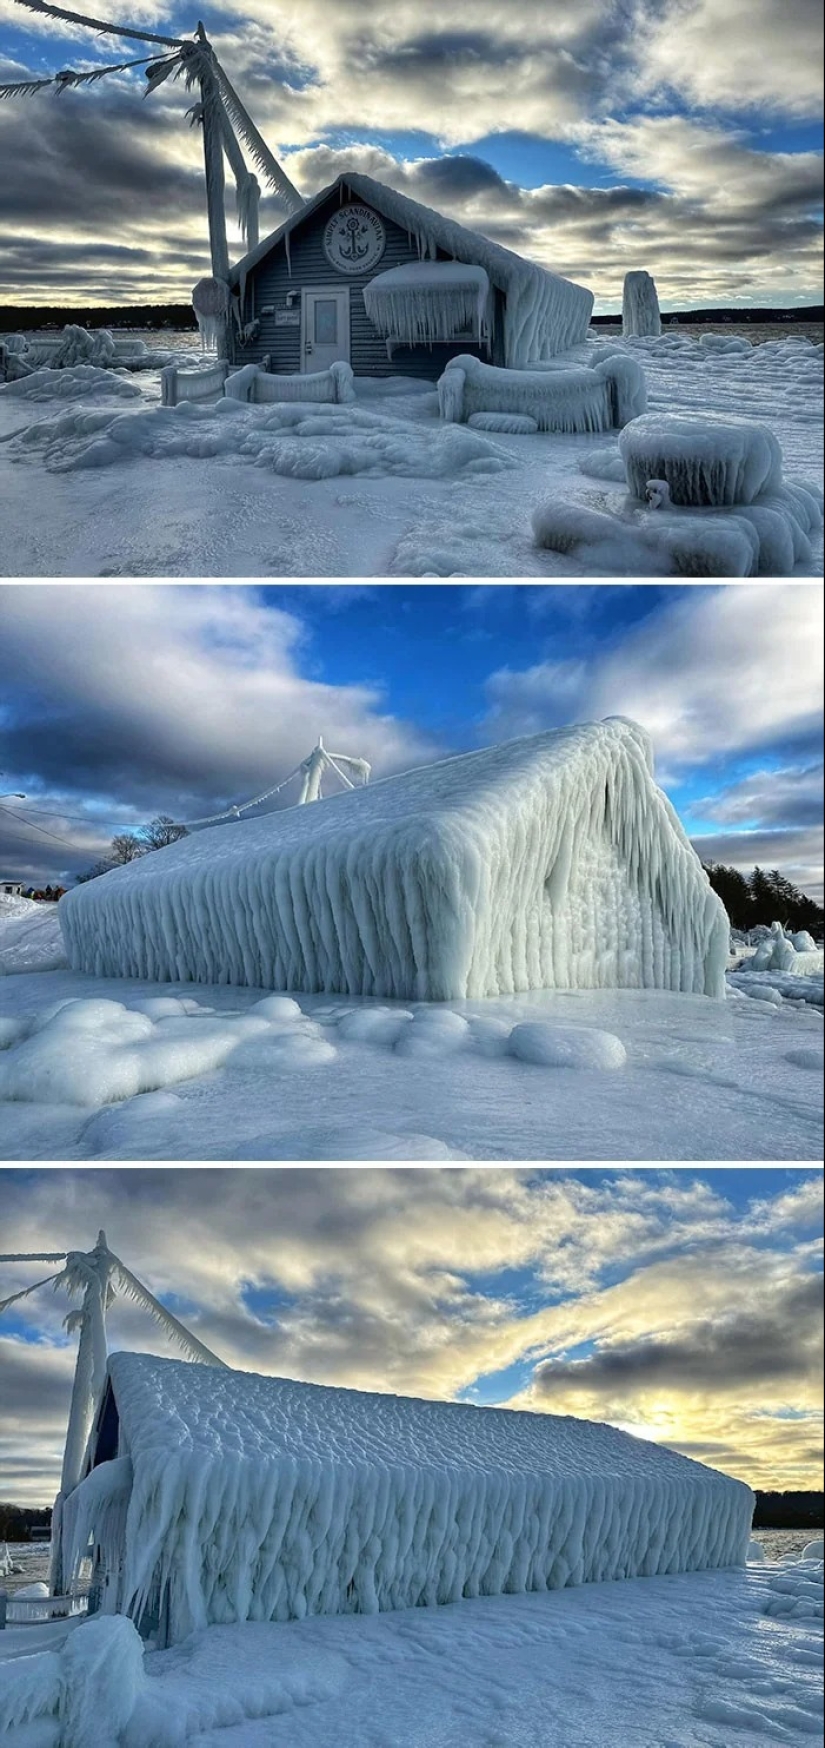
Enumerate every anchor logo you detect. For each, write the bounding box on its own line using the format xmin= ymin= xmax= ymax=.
xmin=340 ymin=212 xmax=370 ymax=261
xmin=323 ymin=204 xmax=386 ymax=273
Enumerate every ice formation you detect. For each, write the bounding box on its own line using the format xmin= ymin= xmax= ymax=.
xmin=66 ymin=1352 xmax=753 ymax=1647
xmin=363 ymin=262 xmax=492 ymax=348
xmin=750 ymin=921 xmax=824 ymax=975
xmin=59 ymin=721 xmax=730 ymax=1001
xmin=0 ymin=365 xmax=141 ymax=403
xmin=224 ymin=361 xmax=356 ymax=404
xmin=438 ymin=354 xmax=646 ymax=433
xmin=233 ymin=173 xmax=593 ymax=364
xmin=619 ymin=411 xmax=783 ymax=506
xmin=9 ymin=399 xmax=513 ymax=484
xmin=160 ymin=360 xmax=230 ymax=407
xmin=622 ymin=271 xmax=662 ymax=339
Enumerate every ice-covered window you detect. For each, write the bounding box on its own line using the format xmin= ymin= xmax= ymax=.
xmin=314 ymin=300 xmax=339 ymax=345
xmin=363 ymin=262 xmax=492 ymax=348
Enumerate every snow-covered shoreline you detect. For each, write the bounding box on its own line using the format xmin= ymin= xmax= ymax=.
xmin=1 ymin=1557 xmax=821 ymax=1747
xmin=1 ymin=329 xmax=821 ymax=576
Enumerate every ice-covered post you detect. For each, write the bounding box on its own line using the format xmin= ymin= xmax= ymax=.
xmin=622 ymin=271 xmax=662 ymax=338
xmin=196 ymin=23 xmax=231 ymax=361
xmin=297 ymin=738 xmax=328 ymax=804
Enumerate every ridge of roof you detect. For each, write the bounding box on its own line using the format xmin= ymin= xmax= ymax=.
xmin=229 ymin=171 xmax=559 ymax=292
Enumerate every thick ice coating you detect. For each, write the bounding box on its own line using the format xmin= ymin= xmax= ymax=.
xmin=59 ymin=720 xmax=729 ymax=1001
xmin=619 ymin=411 xmax=784 ymax=506
xmin=622 ymin=271 xmax=662 ymax=339
xmin=67 ymin=1353 xmax=754 ymax=1646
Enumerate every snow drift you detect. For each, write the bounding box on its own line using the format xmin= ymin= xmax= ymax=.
xmin=59 ymin=720 xmax=729 ymax=1001
xmin=68 ymin=1352 xmax=754 ymax=1647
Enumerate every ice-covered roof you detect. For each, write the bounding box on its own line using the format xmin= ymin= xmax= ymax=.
xmin=60 ymin=720 xmax=730 ymax=1001
xmin=101 ymin=1353 xmax=738 ymax=1491
xmin=229 ymin=173 xmax=593 ymax=363
xmin=67 ymin=1352 xmax=753 ymax=1645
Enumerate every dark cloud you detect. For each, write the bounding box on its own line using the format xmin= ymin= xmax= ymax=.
xmin=533 ymin=1272 xmax=823 ymax=1397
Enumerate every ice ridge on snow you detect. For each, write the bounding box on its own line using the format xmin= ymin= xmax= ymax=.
xmin=59 ymin=720 xmax=729 ymax=1001
xmin=67 ymin=1353 xmax=754 ymax=1646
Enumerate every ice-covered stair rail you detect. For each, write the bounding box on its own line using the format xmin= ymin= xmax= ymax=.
xmin=59 ymin=720 xmax=730 ymax=1000
xmin=67 ymin=1353 xmax=754 ymax=1647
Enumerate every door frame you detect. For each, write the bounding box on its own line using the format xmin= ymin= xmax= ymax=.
xmin=300 ymin=286 xmax=351 ymax=373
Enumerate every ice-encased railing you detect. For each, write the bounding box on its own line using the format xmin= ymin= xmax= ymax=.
xmin=82 ymin=1355 xmax=754 ymax=1646
xmin=59 ymin=721 xmax=729 ymax=1001
xmin=438 ymin=355 xmax=646 ymax=433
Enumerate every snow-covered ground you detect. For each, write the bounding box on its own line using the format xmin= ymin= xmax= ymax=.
xmin=0 ymin=1558 xmax=821 ymax=1747
xmin=0 ymin=330 xmax=821 ymax=576
xmin=0 ymin=898 xmax=821 ymax=1160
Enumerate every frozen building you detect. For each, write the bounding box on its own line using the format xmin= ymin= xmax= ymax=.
xmin=226 ymin=173 xmax=594 ymax=378
xmin=64 ymin=1352 xmax=754 ymax=1647
xmin=59 ymin=720 xmax=730 ymax=1001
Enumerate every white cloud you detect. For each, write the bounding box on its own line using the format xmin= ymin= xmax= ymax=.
xmin=1 ymin=1168 xmax=821 ymax=1500
xmin=483 ymin=585 xmax=824 ymax=768
xmin=0 ymin=585 xmax=440 ymax=876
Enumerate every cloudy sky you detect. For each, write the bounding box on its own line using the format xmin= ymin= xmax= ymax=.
xmin=1 ymin=582 xmax=822 ymax=901
xmin=0 ymin=0 xmax=822 ymax=309
xmin=0 ymin=1166 xmax=821 ymax=1505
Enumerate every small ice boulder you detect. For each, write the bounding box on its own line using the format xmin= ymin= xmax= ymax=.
xmin=802 ymin=1538 xmax=824 ymax=1560
xmin=250 ymin=995 xmax=304 ymax=1022
xmin=468 ymin=411 xmax=539 ymax=434
xmin=508 ymin=1022 xmax=627 ymax=1070
xmin=747 ymin=1539 xmax=765 ymax=1563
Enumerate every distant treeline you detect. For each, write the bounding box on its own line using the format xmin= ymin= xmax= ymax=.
xmin=702 ymin=863 xmax=824 ymax=936
xmin=752 ymin=1492 xmax=823 ymax=1530
xmin=0 ymin=304 xmax=198 ymax=333
xmin=1 ymin=303 xmax=821 ymax=335
xmin=0 ymin=1502 xmax=51 ymax=1540
xmin=591 ymin=305 xmax=823 ymax=325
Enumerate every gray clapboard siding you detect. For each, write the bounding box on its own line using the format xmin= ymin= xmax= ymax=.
xmin=230 ymin=189 xmax=500 ymax=379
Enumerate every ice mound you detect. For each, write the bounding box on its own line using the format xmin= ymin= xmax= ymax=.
xmin=468 ymin=411 xmax=539 ymax=434
xmin=438 ymin=353 xmax=646 ymax=433
xmin=508 ymin=1021 xmax=627 ymax=1070
xmin=749 ymin=920 xmax=824 ymax=975
xmin=0 ymin=364 xmax=141 ymax=402
xmin=59 ymin=721 xmax=730 ymax=1001
xmin=531 ymin=499 xmax=759 ymax=575
xmin=622 ymin=271 xmax=661 ymax=339
xmin=762 ymin=1558 xmax=823 ymax=1621
xmin=0 ymin=998 xmax=275 ymax=1107
xmin=8 ymin=399 xmax=514 ymax=484
xmin=67 ymin=1351 xmax=754 ymax=1646
xmin=619 ymin=411 xmax=783 ymax=506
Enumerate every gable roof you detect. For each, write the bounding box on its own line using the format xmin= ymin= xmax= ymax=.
xmin=229 ymin=172 xmax=593 ymax=362
xmin=60 ymin=720 xmax=730 ymax=1001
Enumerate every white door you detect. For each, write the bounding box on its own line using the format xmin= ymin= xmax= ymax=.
xmin=302 ymin=289 xmax=350 ymax=373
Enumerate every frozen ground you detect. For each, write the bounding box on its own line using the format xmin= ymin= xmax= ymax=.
xmin=0 ymin=330 xmax=821 ymax=576
xmin=0 ymin=1559 xmax=821 ymax=1747
xmin=0 ymin=899 xmax=821 ymax=1160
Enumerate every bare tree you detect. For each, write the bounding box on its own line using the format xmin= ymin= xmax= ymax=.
xmin=138 ymin=815 xmax=190 ymax=851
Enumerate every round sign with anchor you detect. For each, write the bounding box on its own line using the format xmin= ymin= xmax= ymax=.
xmin=323 ymin=204 xmax=386 ymax=274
